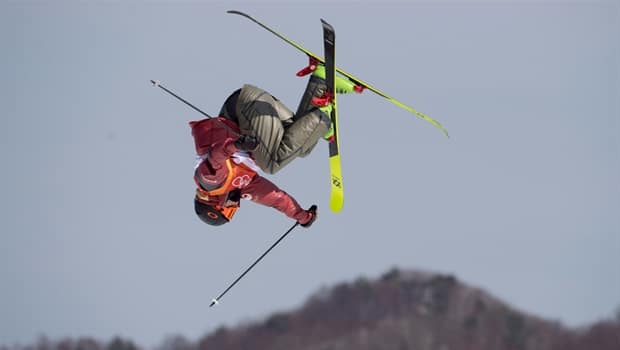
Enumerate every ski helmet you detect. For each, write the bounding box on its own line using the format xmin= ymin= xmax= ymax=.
xmin=194 ymin=198 xmax=237 ymax=226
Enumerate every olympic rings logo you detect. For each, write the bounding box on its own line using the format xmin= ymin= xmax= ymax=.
xmin=231 ymin=175 xmax=252 ymax=188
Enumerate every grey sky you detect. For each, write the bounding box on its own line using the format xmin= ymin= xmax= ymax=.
xmin=1 ymin=0 xmax=619 ymax=348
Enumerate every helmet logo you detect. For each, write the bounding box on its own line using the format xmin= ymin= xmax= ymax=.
xmin=207 ymin=212 xmax=219 ymax=219
xmin=231 ymin=175 xmax=252 ymax=188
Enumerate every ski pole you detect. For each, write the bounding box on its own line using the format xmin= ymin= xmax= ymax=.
xmin=150 ymin=80 xmax=213 ymax=119
xmin=150 ymin=79 xmax=244 ymax=138
xmin=151 ymin=79 xmax=282 ymax=164
xmin=210 ymin=221 xmax=300 ymax=307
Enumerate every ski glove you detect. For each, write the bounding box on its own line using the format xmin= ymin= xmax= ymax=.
xmin=223 ymin=189 xmax=242 ymax=208
xmin=300 ymin=205 xmax=318 ymax=228
xmin=234 ymin=135 xmax=259 ymax=152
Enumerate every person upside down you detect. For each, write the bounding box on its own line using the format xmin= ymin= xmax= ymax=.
xmin=191 ymin=63 xmax=362 ymax=226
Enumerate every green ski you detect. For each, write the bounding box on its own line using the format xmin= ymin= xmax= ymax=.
xmin=227 ymin=10 xmax=448 ymax=137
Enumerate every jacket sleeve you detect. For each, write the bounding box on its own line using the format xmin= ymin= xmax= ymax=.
xmin=190 ymin=118 xmax=240 ymax=168
xmin=208 ymin=139 xmax=238 ymax=168
xmin=241 ymin=175 xmax=312 ymax=223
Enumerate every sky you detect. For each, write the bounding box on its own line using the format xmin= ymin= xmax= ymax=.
xmin=1 ymin=0 xmax=619 ymax=348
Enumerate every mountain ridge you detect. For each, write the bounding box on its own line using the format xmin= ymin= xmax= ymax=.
xmin=2 ymin=268 xmax=618 ymax=350
xmin=198 ymin=268 xmax=619 ymax=350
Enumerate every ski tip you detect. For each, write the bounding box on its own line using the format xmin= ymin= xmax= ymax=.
xmin=150 ymin=79 xmax=160 ymax=87
xmin=320 ymin=19 xmax=335 ymax=31
xmin=436 ymin=123 xmax=450 ymax=138
xmin=227 ymin=10 xmax=248 ymax=17
xmin=209 ymin=298 xmax=219 ymax=307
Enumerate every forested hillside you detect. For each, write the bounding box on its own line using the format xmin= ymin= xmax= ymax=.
xmin=3 ymin=269 xmax=618 ymax=350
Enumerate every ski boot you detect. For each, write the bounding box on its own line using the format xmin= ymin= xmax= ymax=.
xmin=295 ymin=58 xmax=363 ymax=142
xmin=320 ymin=108 xmax=334 ymax=141
xmin=298 ymin=59 xmax=363 ymax=141
xmin=311 ymin=64 xmax=364 ymax=94
xmin=308 ymin=89 xmax=335 ymax=141
xmin=312 ymin=65 xmax=359 ymax=141
xmin=296 ymin=58 xmax=364 ymax=95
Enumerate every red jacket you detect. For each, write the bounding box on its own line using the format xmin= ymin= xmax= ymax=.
xmin=190 ymin=118 xmax=312 ymax=224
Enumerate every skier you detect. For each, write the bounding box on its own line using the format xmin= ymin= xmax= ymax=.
xmin=190 ymin=115 xmax=320 ymax=226
xmin=218 ymin=63 xmax=362 ymax=174
xmin=191 ymin=64 xmax=361 ymax=226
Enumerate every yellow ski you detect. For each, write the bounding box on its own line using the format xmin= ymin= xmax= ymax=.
xmin=321 ymin=19 xmax=344 ymax=212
